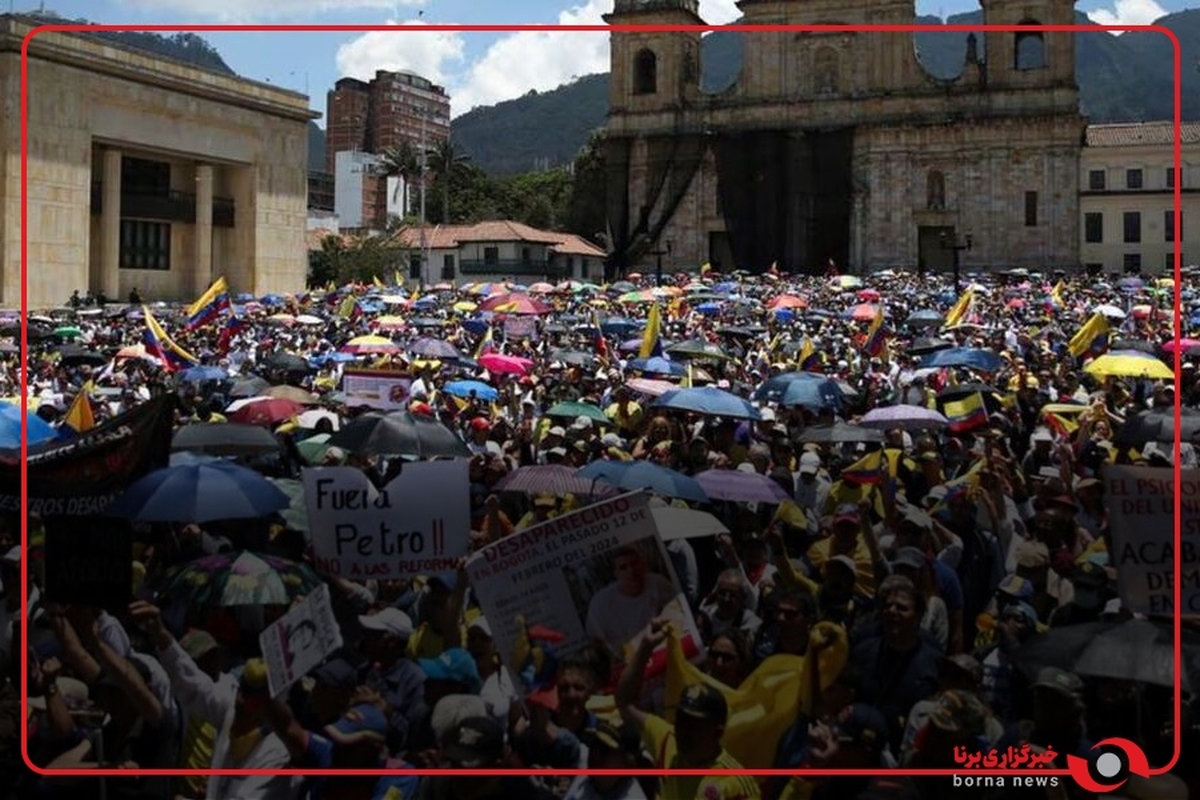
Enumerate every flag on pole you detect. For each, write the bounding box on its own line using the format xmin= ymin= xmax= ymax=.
xmin=639 ymin=304 xmax=663 ymax=359
xmin=1068 ymin=312 xmax=1110 ymax=358
xmin=943 ymin=288 xmax=974 ymax=328
xmin=942 ymin=392 xmax=990 ymax=433
xmin=62 ymin=391 xmax=95 ymax=433
xmin=184 ymin=277 xmax=231 ymax=330
xmin=592 ymin=311 xmax=609 ymax=362
xmin=143 ymin=307 xmax=199 ymax=371
xmin=861 ymin=306 xmax=886 ymax=357
xmin=798 ymin=337 xmax=821 ymax=372
xmin=839 ymin=450 xmax=885 ymax=485
xmin=474 ymin=326 xmax=495 ymax=359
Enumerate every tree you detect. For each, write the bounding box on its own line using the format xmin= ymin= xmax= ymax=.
xmin=307 ymin=234 xmax=408 ymax=288
xmin=567 ymin=129 xmax=610 ymax=252
xmin=426 ymin=139 xmax=472 ymax=224
xmin=378 ymin=141 xmax=420 ymax=212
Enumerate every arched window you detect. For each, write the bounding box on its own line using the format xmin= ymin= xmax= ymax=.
xmin=927 ymin=170 xmax=946 ymax=211
xmin=1014 ymin=24 xmax=1046 ymax=71
xmin=633 ymin=48 xmax=657 ymax=95
xmin=814 ymin=46 xmax=839 ymax=94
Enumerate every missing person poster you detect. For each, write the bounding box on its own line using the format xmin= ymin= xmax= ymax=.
xmin=340 ymin=369 xmax=413 ymax=410
xmin=1105 ymin=465 xmax=1200 ymax=616
xmin=465 ymin=491 xmax=702 ymax=690
xmin=260 ymin=584 xmax=343 ymax=698
xmin=302 ymin=461 xmax=470 ymax=581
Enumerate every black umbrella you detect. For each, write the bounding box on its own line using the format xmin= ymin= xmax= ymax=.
xmin=549 ymin=349 xmax=596 ymax=368
xmin=264 ymin=353 xmax=311 ymax=374
xmin=171 ymin=423 xmax=282 ymax=457
xmin=908 ymin=337 xmax=955 ymax=356
xmin=666 ymin=340 xmax=730 ymax=361
xmin=1110 ymin=339 xmax=1158 ymax=355
xmin=1117 ymin=407 xmax=1200 ymax=446
xmin=57 ymin=345 xmax=107 ymax=367
xmin=905 ymin=310 xmax=943 ymax=328
xmin=798 ymin=422 xmax=884 ymax=444
xmin=230 ymin=376 xmax=271 ymax=398
xmin=329 ymin=411 xmax=471 ymax=458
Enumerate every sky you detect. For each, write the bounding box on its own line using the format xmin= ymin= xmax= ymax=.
xmin=19 ymin=0 xmax=1195 ymax=124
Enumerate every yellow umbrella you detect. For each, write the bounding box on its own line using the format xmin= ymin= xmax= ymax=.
xmin=374 ymin=315 xmax=407 ymax=329
xmin=1156 ymin=277 xmax=1175 ymax=288
xmin=1084 ymin=352 xmax=1174 ymax=379
xmin=452 ymin=301 xmax=478 ymax=312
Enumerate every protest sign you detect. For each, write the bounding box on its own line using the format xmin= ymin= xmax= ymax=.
xmin=260 ymin=584 xmax=343 ymax=698
xmin=0 ymin=394 xmax=175 ymax=516
xmin=1105 ymin=465 xmax=1200 ymax=616
xmin=340 ymin=369 xmax=413 ymax=410
xmin=466 ymin=491 xmax=702 ymax=688
xmin=503 ymin=316 xmax=537 ymax=342
xmin=42 ymin=518 xmax=133 ymax=611
xmin=302 ymin=461 xmax=470 ymax=581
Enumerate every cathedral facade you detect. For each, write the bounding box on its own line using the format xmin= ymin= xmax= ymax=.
xmin=602 ymin=0 xmax=1085 ymax=276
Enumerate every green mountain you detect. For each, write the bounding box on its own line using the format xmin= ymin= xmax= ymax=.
xmin=447 ymin=10 xmax=1200 ymax=176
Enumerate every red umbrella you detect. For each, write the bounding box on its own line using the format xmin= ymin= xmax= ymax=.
xmin=767 ymin=294 xmax=808 ymax=310
xmin=849 ymin=303 xmax=879 ymax=321
xmin=229 ymin=398 xmax=304 ymax=426
xmin=478 ymin=353 xmax=534 ymax=375
xmin=856 ymin=288 xmax=881 ymax=302
xmin=478 ymin=293 xmax=551 ymax=315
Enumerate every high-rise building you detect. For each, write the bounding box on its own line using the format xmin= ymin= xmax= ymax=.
xmin=324 ymin=70 xmax=451 ymax=175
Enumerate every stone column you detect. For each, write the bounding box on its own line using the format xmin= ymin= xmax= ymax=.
xmin=194 ymin=163 xmax=213 ymax=296
xmin=100 ymin=148 xmax=121 ymax=301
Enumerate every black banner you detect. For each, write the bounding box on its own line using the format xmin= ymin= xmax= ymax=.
xmin=43 ymin=518 xmax=133 ymax=610
xmin=0 ymin=394 xmax=176 ymax=516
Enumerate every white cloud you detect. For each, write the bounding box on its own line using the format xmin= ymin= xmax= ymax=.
xmin=699 ymin=0 xmax=743 ymax=25
xmin=1086 ymin=0 xmax=1167 ymax=30
xmin=335 ymin=19 xmax=467 ymax=89
xmin=113 ymin=0 xmax=425 ymax=23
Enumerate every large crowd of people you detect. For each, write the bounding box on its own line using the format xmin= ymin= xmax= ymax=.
xmin=1 ymin=264 xmax=1196 ymax=800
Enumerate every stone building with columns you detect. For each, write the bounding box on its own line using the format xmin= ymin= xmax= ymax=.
xmin=602 ymin=0 xmax=1084 ymax=276
xmin=0 ymin=16 xmax=317 ymax=309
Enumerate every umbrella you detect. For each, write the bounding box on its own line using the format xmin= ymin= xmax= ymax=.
xmin=228 ymin=398 xmax=305 ymax=426
xmin=654 ymin=387 xmax=761 ymax=420
xmin=651 ymin=507 xmax=729 ymax=541
xmin=263 ymin=353 xmax=312 ymax=374
xmin=268 ymin=478 xmax=310 ymax=534
xmin=780 ymin=376 xmax=845 ymax=410
xmin=1162 ymin=338 xmax=1200 ymax=353
xmin=859 ymin=405 xmax=950 ymax=431
xmin=328 ymin=411 xmax=471 ymax=458
xmin=798 ymin=422 xmax=884 ymax=444
xmin=478 ymin=293 xmax=551 ymax=315
xmin=105 ymin=461 xmax=292 ymax=523
xmin=57 ymin=345 xmax=107 ymax=368
xmin=767 ymin=294 xmax=808 ymax=310
xmin=0 ymin=401 xmax=59 ymax=447
xmin=444 ymin=380 xmax=498 ymax=402
xmin=1092 ymin=304 xmax=1126 ymax=319
xmin=295 ymin=314 xmax=323 ymax=326
xmin=577 ymin=461 xmax=708 ymax=503
xmin=53 ymin=325 xmax=83 ymax=339
xmin=297 ymin=433 xmax=335 ymax=465
xmin=918 ymin=347 xmax=1004 ymax=372
xmin=297 ymin=409 xmax=340 ymax=431
xmin=694 ymin=469 xmax=790 ymax=503
xmin=171 ymin=423 xmax=282 ymax=457
xmin=1084 ymin=351 xmax=1174 ymax=380
xmin=410 ymin=337 xmax=462 ymax=360
xmin=600 ymin=318 xmax=642 ymax=337
xmin=478 ymin=353 xmax=534 ymax=376
xmin=548 ymin=349 xmax=596 ymax=368
xmin=341 ymin=335 xmax=400 ymax=355
xmin=158 ymin=551 xmax=321 ymax=608
xmin=229 ymin=376 xmax=271 ymax=398
xmin=755 ymin=372 xmax=838 ymax=405
xmin=625 ymin=378 xmax=678 ymax=397
xmin=627 ymin=357 xmax=687 ymax=378
xmin=1116 ymin=407 xmax=1200 ymax=445
xmin=1014 ymin=619 xmax=1198 ymax=693
xmin=179 ymin=365 xmax=229 ymax=383
xmin=847 ymin=304 xmax=880 ymax=322
xmin=907 ymin=337 xmax=954 ymax=356
xmin=493 ymin=465 xmax=616 ymax=497
xmin=905 ymin=310 xmax=943 ymax=327
xmin=260 ymin=385 xmax=319 ymax=404
xmin=545 ymin=401 xmax=610 ymax=425
xmin=1109 ymin=339 xmax=1158 ymax=355
xmin=665 ymin=340 xmax=730 ymax=361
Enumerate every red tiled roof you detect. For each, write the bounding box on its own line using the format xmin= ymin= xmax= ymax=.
xmin=306 ymin=228 xmax=355 ymax=250
xmin=388 ymin=221 xmax=605 ymax=257
xmin=1086 ymin=121 xmax=1200 ymax=147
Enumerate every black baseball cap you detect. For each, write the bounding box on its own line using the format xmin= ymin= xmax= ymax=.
xmin=676 ymin=683 xmax=728 ymax=725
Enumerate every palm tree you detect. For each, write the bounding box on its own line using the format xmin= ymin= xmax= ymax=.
xmin=378 ymin=141 xmax=420 ymax=213
xmin=426 ymin=138 xmax=471 ymax=224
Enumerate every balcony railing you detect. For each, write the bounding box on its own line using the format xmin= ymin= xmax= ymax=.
xmin=458 ymin=258 xmax=569 ymax=277
xmin=91 ymin=183 xmax=235 ymax=228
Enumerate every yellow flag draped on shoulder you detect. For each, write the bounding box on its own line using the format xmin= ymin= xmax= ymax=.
xmin=663 ymin=623 xmax=847 ymax=769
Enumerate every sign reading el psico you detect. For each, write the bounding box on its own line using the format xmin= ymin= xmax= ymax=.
xmin=302 ymin=461 xmax=469 ymax=581
xmin=1105 ymin=465 xmax=1200 ymax=616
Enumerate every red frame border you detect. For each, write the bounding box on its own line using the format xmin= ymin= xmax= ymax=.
xmin=16 ymin=20 xmax=1183 ymax=786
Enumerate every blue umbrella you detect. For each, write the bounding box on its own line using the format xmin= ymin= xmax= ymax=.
xmin=235 ymin=293 xmax=255 ymax=302
xmin=576 ymin=461 xmax=708 ymax=503
xmin=627 ymin=357 xmax=687 ymax=377
xmin=179 ymin=365 xmax=229 ymax=383
xmin=443 ymin=380 xmax=498 ymax=402
xmin=696 ymin=303 xmax=724 ymax=315
xmin=773 ymin=309 xmax=796 ymax=322
xmin=601 ymin=318 xmax=642 ymax=337
xmin=712 ymin=282 xmax=738 ymax=293
xmin=780 ymin=377 xmax=845 ymax=410
xmin=0 ymin=402 xmax=60 ymax=447
xmin=104 ymin=461 xmax=291 ymax=523
xmin=308 ymin=352 xmax=356 ymax=366
xmin=461 ymin=318 xmax=490 ymax=336
xmin=918 ymin=347 xmax=1003 ymax=372
xmin=755 ymin=372 xmax=841 ymax=405
xmin=654 ymin=387 xmax=761 ymax=420
xmin=261 ymin=294 xmax=285 ymax=306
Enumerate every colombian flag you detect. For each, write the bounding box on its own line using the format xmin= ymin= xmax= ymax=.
xmin=1048 ymin=281 xmax=1066 ymax=311
xmin=474 ymin=326 xmax=495 ymax=359
xmin=592 ymin=311 xmax=609 ymax=362
xmin=1068 ymin=312 xmax=1110 ymax=359
xmin=861 ymin=306 xmax=886 ymax=357
xmin=942 ymin=391 xmax=990 ymax=434
xmin=61 ymin=391 xmax=94 ymax=434
xmin=798 ymin=337 xmax=821 ymax=372
xmin=143 ymin=307 xmax=199 ymax=371
xmin=943 ymin=288 xmax=974 ymax=328
xmin=839 ymin=449 xmax=885 ymax=485
xmin=184 ymin=277 xmax=231 ymax=330
xmin=639 ymin=304 xmax=663 ymax=358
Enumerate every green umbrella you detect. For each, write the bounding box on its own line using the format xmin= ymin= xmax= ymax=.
xmin=545 ymin=401 xmax=610 ymax=425
xmin=297 ymin=433 xmax=339 ymax=465
xmin=54 ymin=325 xmax=83 ymax=339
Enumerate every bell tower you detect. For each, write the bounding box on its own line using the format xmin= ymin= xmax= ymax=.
xmin=604 ymin=0 xmax=705 ymax=116
xmin=979 ymin=0 xmax=1078 ymax=94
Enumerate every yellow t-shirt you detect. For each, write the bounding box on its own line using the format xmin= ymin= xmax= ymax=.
xmin=605 ymin=401 xmax=645 ymax=435
xmin=642 ymin=714 xmax=762 ymax=800
xmin=806 ymin=538 xmax=876 ymax=599
xmin=406 ymin=622 xmax=468 ymax=661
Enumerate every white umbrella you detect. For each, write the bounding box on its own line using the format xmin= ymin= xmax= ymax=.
xmin=297 ymin=408 xmax=340 ymax=431
xmin=651 ymin=507 xmax=729 ymax=541
xmin=1092 ymin=304 xmax=1126 ymax=319
xmin=295 ymin=314 xmax=324 ymax=325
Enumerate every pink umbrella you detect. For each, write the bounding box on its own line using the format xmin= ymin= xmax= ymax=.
xmin=856 ymin=288 xmax=881 ymax=302
xmin=1162 ymin=338 xmax=1200 ymax=352
xmin=625 ymin=378 xmax=678 ymax=397
xmin=767 ymin=294 xmax=808 ymax=310
xmin=478 ymin=353 xmax=534 ymax=375
xmin=849 ymin=303 xmax=879 ymax=321
xmin=478 ymin=293 xmax=551 ymax=315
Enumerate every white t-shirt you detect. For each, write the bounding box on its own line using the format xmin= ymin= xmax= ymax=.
xmin=585 ymin=575 xmax=678 ymax=656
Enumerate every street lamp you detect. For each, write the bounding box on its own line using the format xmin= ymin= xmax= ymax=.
xmin=940 ymin=231 xmax=973 ymax=295
xmin=649 ymin=239 xmax=672 ymax=286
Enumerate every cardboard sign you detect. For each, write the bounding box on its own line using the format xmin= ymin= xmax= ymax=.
xmin=466 ymin=491 xmax=702 ymax=690
xmin=302 ymin=461 xmax=470 ymax=581
xmin=42 ymin=518 xmax=133 ymax=611
xmin=1105 ymin=465 xmax=1200 ymax=617
xmin=340 ymin=369 xmax=413 ymax=410
xmin=260 ymin=584 xmax=343 ymax=698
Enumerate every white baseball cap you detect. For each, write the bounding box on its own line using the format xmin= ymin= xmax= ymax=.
xmin=358 ymin=608 xmax=414 ymax=639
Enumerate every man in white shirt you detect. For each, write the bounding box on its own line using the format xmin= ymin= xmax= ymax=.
xmin=585 ymin=545 xmax=678 ymax=660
